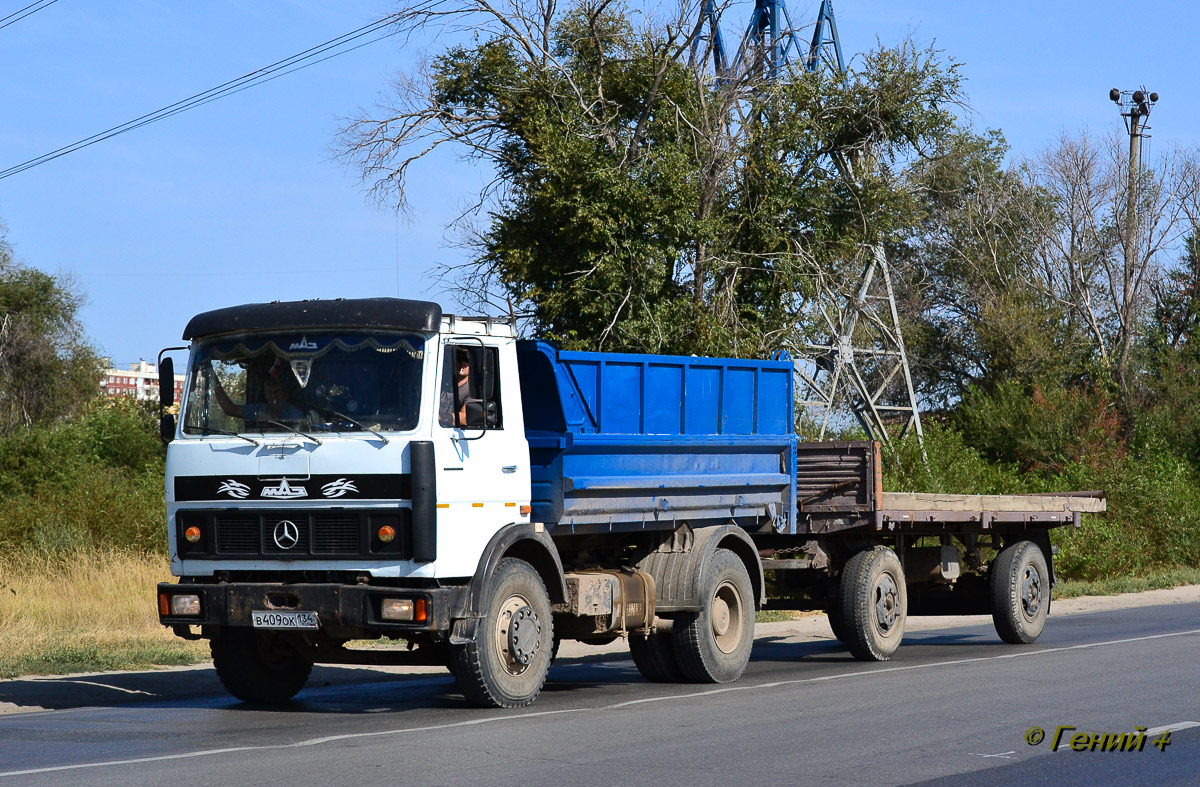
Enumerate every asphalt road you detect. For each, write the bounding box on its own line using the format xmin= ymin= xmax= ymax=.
xmin=1 ymin=603 xmax=1198 ymax=786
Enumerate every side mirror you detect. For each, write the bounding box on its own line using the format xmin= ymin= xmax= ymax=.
xmin=159 ymin=357 xmax=175 ymax=407
xmin=479 ymin=350 xmax=495 ymax=400
xmin=464 ymin=401 xmax=487 ymax=429
xmin=160 ymin=413 xmax=176 ymax=444
xmin=463 ymin=401 xmax=498 ymax=429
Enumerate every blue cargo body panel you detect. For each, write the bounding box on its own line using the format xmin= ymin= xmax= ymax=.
xmin=516 ymin=341 xmax=797 ymax=533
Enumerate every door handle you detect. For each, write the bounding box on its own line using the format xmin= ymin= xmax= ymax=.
xmin=502 ymin=465 xmax=518 ymax=473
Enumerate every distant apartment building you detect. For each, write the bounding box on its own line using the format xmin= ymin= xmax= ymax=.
xmin=101 ymin=360 xmax=185 ymax=402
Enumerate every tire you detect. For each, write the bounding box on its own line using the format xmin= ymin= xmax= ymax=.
xmin=210 ymin=627 xmax=313 ymax=704
xmin=629 ymin=632 xmax=684 ymax=683
xmin=991 ymin=540 xmax=1050 ymax=644
xmin=840 ymin=546 xmax=907 ymax=661
xmin=672 ymin=548 xmax=755 ymax=683
xmin=825 ymin=598 xmax=850 ymax=644
xmin=451 ymin=558 xmax=555 ymax=708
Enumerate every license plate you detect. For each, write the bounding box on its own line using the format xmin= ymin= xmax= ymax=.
xmin=251 ymin=610 xmax=319 ymax=630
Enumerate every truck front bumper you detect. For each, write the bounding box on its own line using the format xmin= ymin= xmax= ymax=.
xmin=157 ymin=581 xmax=468 ymax=637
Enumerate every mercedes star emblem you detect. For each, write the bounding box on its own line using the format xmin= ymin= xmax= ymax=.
xmin=273 ymin=520 xmax=300 ymax=550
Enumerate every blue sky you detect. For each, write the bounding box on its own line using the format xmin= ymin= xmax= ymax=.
xmin=0 ymin=0 xmax=1195 ymax=369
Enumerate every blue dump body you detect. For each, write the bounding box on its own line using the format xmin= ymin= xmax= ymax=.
xmin=516 ymin=341 xmax=798 ymax=534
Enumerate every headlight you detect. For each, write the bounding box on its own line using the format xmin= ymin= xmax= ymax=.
xmin=160 ymin=593 xmax=201 ymax=617
xmin=380 ymin=598 xmax=414 ymax=621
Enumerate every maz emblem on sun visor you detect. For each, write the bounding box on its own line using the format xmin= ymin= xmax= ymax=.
xmin=175 ymin=474 xmax=411 ymax=501
xmin=261 ymin=478 xmax=308 ymax=498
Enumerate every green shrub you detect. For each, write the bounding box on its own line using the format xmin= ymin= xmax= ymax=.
xmin=884 ymin=423 xmax=1032 ymax=495
xmin=952 ymin=380 xmax=1123 ymax=474
xmin=1052 ymin=451 xmax=1200 ymax=580
xmin=0 ymin=397 xmax=166 ymax=554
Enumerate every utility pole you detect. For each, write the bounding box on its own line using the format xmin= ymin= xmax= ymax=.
xmin=1108 ymin=86 xmax=1158 ymax=390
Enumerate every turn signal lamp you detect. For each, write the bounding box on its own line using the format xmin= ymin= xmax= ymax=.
xmin=377 ymin=525 xmax=395 ymax=543
xmin=414 ymin=598 xmax=428 ymax=623
xmin=184 ymin=526 xmax=202 ymax=543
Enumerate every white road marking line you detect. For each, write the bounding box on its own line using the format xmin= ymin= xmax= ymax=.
xmin=2 ymin=626 xmax=1199 ymax=779
xmin=606 ymin=627 xmax=1200 ymax=709
xmin=1145 ymin=721 xmax=1200 ymax=736
xmin=968 ymin=751 xmax=1014 ymax=759
xmin=0 ymin=708 xmax=588 ymax=778
xmin=1052 ymin=721 xmax=1200 ymax=752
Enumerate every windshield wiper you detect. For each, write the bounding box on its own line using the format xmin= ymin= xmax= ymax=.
xmin=263 ymin=420 xmax=323 ymax=446
xmin=309 ymin=405 xmax=389 ymax=445
xmin=189 ymin=426 xmax=260 ymax=446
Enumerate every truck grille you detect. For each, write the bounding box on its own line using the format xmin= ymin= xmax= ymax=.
xmin=216 ymin=513 xmax=259 ymax=553
xmin=177 ymin=508 xmax=411 ymax=560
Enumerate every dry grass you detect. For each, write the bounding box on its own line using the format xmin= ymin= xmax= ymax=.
xmin=0 ymin=549 xmax=207 ymax=678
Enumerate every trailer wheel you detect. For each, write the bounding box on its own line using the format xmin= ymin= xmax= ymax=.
xmin=629 ymin=632 xmax=683 ymax=682
xmin=991 ymin=540 xmax=1049 ymax=644
xmin=210 ymin=628 xmax=312 ymax=704
xmin=451 ymin=557 xmax=554 ymax=708
xmin=673 ymin=548 xmax=755 ymax=683
xmin=840 ymin=546 xmax=907 ymax=661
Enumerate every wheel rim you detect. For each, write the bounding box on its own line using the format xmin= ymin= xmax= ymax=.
xmin=874 ymin=572 xmax=900 ymax=634
xmin=495 ymin=593 xmax=542 ymax=675
xmin=711 ymin=579 xmax=745 ymax=654
xmin=1019 ymin=564 xmax=1043 ymax=621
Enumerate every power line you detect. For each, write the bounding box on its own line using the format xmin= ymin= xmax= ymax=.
xmin=0 ymin=0 xmax=58 ymax=31
xmin=77 ymin=267 xmax=393 ymax=278
xmin=0 ymin=15 xmax=396 ymax=181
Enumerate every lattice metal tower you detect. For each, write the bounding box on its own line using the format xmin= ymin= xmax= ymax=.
xmin=794 ymin=245 xmax=925 ymax=454
xmin=694 ymin=0 xmax=844 ymax=78
xmin=692 ymin=0 xmax=925 ymax=455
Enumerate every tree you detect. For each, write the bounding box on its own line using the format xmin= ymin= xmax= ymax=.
xmin=1023 ymin=133 xmax=1200 ymax=409
xmin=342 ymin=0 xmax=964 ymax=357
xmin=898 ymin=130 xmax=1081 ymax=405
xmin=0 ymin=227 xmax=101 ymax=433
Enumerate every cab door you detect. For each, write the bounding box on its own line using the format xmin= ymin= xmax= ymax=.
xmin=432 ymin=341 xmax=528 ymax=576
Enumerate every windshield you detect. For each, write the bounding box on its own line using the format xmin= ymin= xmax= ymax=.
xmin=183 ymin=332 xmax=425 ymax=435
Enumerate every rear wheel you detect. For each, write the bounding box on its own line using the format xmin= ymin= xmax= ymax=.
xmin=673 ymin=548 xmax=755 ymax=683
xmin=210 ymin=628 xmax=313 ymax=704
xmin=825 ymin=599 xmax=850 ymax=644
xmin=629 ymin=631 xmax=683 ymax=682
xmin=451 ymin=558 xmax=554 ymax=708
xmin=840 ymin=546 xmax=907 ymax=661
xmin=991 ymin=540 xmax=1049 ymax=644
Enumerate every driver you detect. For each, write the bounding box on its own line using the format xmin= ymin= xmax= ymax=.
xmin=211 ymin=360 xmax=304 ymax=423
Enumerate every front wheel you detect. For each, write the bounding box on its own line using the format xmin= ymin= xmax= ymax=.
xmin=452 ymin=558 xmax=554 ymax=708
xmin=673 ymin=548 xmax=755 ymax=683
xmin=991 ymin=540 xmax=1050 ymax=644
xmin=210 ymin=628 xmax=313 ymax=704
xmin=839 ymin=546 xmax=907 ymax=661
